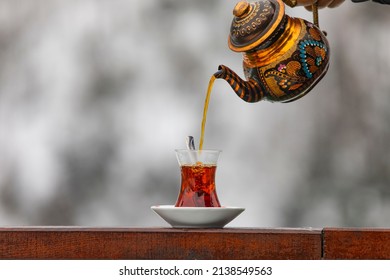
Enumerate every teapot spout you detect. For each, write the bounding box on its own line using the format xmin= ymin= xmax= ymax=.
xmin=214 ymin=65 xmax=264 ymax=103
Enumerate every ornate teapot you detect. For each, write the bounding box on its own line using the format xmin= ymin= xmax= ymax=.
xmin=215 ymin=0 xmax=330 ymax=102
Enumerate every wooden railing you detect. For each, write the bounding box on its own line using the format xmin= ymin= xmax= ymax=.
xmin=0 ymin=227 xmax=389 ymax=259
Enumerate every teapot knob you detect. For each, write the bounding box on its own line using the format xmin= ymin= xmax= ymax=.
xmin=233 ymin=1 xmax=251 ymax=18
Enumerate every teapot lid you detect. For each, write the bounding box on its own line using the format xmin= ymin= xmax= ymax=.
xmin=228 ymin=0 xmax=285 ymax=52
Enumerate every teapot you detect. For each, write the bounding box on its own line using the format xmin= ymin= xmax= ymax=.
xmin=214 ymin=0 xmax=329 ymax=103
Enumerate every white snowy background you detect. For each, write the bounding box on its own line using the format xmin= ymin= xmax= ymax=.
xmin=1 ymin=0 xmax=390 ymax=227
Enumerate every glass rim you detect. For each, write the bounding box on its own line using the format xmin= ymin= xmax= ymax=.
xmin=175 ymin=149 xmax=222 ymax=153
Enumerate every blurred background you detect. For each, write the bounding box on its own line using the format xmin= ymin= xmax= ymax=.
xmin=1 ymin=0 xmax=390 ymax=227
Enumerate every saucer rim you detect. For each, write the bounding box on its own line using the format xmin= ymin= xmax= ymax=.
xmin=150 ymin=205 xmax=245 ymax=228
xmin=151 ymin=205 xmax=245 ymax=210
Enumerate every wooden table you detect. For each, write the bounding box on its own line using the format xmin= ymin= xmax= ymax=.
xmin=0 ymin=227 xmax=389 ymax=259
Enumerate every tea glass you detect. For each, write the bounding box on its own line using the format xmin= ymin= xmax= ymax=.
xmin=174 ymin=149 xmax=221 ymax=207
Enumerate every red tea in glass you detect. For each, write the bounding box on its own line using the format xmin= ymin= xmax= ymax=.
xmin=175 ymin=164 xmax=220 ymax=207
xmin=174 ymin=150 xmax=221 ymax=207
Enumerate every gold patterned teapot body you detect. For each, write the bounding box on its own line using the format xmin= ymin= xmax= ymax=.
xmin=215 ymin=0 xmax=330 ymax=102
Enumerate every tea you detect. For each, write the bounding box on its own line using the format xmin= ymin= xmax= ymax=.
xmin=199 ymin=75 xmax=216 ymax=150
xmin=175 ymin=163 xmax=221 ymax=207
xmin=175 ymin=74 xmax=220 ymax=207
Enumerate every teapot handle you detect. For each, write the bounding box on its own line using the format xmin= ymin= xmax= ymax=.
xmin=312 ymin=2 xmax=327 ymax=36
xmin=312 ymin=2 xmax=319 ymax=27
xmin=282 ymin=0 xmax=320 ymax=28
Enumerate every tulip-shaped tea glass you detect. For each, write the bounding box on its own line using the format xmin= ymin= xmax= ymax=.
xmin=175 ymin=149 xmax=221 ymax=207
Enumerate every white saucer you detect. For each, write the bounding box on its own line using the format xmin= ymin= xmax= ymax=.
xmin=151 ymin=205 xmax=245 ymax=228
